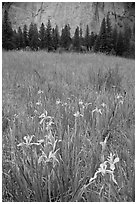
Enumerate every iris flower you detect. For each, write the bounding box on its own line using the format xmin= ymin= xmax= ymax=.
xmin=92 ymin=107 xmax=102 ymax=116
xmin=39 ymin=110 xmax=53 ymax=125
xmin=107 ymin=153 xmax=119 ymax=171
xmin=17 ymin=135 xmax=41 ymax=147
xmin=89 ymin=153 xmax=119 ymax=185
xmin=73 ymin=111 xmax=83 ymax=117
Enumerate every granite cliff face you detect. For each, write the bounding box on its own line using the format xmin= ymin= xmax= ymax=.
xmin=4 ymin=2 xmax=135 ymax=35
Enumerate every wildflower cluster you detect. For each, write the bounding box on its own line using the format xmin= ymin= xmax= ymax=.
xmin=39 ymin=109 xmax=54 ymax=134
xmin=12 ymin=90 xmax=127 ymax=202
xmin=89 ymin=132 xmax=119 ymax=188
xmin=89 ymin=152 xmax=119 ymax=185
xmin=36 ymin=89 xmax=44 ymax=106
xmin=17 ymin=135 xmax=39 ymax=147
xmin=38 ymin=138 xmax=60 ymax=174
xmin=73 ymin=111 xmax=83 ymax=118
xmin=116 ymin=93 xmax=124 ymax=105
xmin=17 ymin=109 xmax=61 ymax=175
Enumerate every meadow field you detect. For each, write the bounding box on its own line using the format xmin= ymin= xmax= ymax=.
xmin=2 ymin=51 xmax=135 ymax=202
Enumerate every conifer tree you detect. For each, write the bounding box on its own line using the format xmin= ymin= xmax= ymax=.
xmin=93 ymin=35 xmax=100 ymax=52
xmin=28 ymin=22 xmax=34 ymax=50
xmin=60 ymin=27 xmax=65 ymax=48
xmin=52 ymin=25 xmax=60 ymax=50
xmin=33 ymin=23 xmax=39 ymax=50
xmin=2 ymin=9 xmax=14 ymax=50
xmin=45 ymin=19 xmax=52 ymax=51
xmin=112 ymin=25 xmax=118 ymax=52
xmin=39 ymin=22 xmax=46 ymax=49
xmin=123 ymin=24 xmax=131 ymax=55
xmin=116 ymin=31 xmax=124 ymax=56
xmin=60 ymin=24 xmax=71 ymax=50
xmin=22 ymin=24 xmax=29 ymax=48
xmin=80 ymin=27 xmax=84 ymax=46
xmin=73 ymin=26 xmax=80 ymax=51
xmin=99 ymin=17 xmax=107 ymax=53
xmin=12 ymin=29 xmax=18 ymax=49
xmin=17 ymin=26 xmax=23 ymax=49
xmin=84 ymin=25 xmax=90 ymax=51
xmin=89 ymin=31 xmax=95 ymax=50
xmin=28 ymin=23 xmax=39 ymax=50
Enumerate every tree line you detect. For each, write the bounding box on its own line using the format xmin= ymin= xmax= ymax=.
xmin=2 ymin=9 xmax=135 ymax=58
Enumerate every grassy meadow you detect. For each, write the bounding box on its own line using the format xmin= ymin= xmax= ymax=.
xmin=2 ymin=51 xmax=135 ymax=202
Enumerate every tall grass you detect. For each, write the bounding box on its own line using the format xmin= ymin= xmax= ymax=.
xmin=2 ymin=51 xmax=135 ymax=201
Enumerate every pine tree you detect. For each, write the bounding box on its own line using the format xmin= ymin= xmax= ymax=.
xmin=84 ymin=25 xmax=90 ymax=50
xmin=123 ymin=24 xmax=131 ymax=55
xmin=60 ymin=24 xmax=71 ymax=50
xmin=73 ymin=26 xmax=80 ymax=51
xmin=33 ymin=24 xmax=39 ymax=50
xmin=116 ymin=31 xmax=124 ymax=56
xmin=93 ymin=35 xmax=100 ymax=52
xmin=22 ymin=24 xmax=29 ymax=48
xmin=28 ymin=23 xmax=39 ymax=50
xmin=99 ymin=17 xmax=107 ymax=53
xmin=112 ymin=25 xmax=118 ymax=52
xmin=80 ymin=27 xmax=84 ymax=46
xmin=52 ymin=25 xmax=60 ymax=50
xmin=45 ymin=19 xmax=52 ymax=51
xmin=89 ymin=31 xmax=95 ymax=50
xmin=12 ymin=29 xmax=18 ymax=49
xmin=60 ymin=27 xmax=65 ymax=48
xmin=39 ymin=22 xmax=46 ymax=49
xmin=17 ymin=26 xmax=23 ymax=49
xmin=2 ymin=9 xmax=14 ymax=50
xmin=28 ymin=22 xmax=34 ymax=50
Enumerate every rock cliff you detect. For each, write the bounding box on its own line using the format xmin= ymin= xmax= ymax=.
xmin=4 ymin=2 xmax=135 ymax=35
